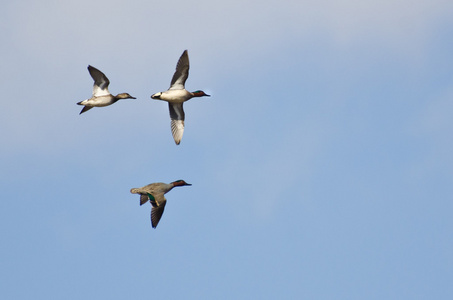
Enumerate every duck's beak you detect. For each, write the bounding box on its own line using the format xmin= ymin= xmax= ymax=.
xmin=185 ymin=183 xmax=192 ymax=186
xmin=130 ymin=96 xmax=136 ymax=99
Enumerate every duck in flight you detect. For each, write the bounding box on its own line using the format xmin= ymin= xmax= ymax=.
xmin=77 ymin=65 xmax=135 ymax=114
xmin=130 ymin=180 xmax=192 ymax=228
xmin=151 ymin=50 xmax=210 ymax=144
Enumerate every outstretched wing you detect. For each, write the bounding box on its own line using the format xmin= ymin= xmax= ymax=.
xmin=169 ymin=103 xmax=185 ymax=145
xmin=150 ymin=195 xmax=167 ymax=228
xmin=169 ymin=50 xmax=189 ymax=90
xmin=79 ymin=106 xmax=93 ymax=114
xmin=88 ymin=65 xmax=110 ymax=97
xmin=140 ymin=194 xmax=149 ymax=206
xmin=147 ymin=193 xmax=167 ymax=228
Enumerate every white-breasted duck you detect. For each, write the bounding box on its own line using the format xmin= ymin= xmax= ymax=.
xmin=77 ymin=65 xmax=135 ymax=114
xmin=151 ymin=50 xmax=210 ymax=144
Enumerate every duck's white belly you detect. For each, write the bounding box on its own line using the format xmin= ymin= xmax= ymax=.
xmin=159 ymin=89 xmax=192 ymax=102
xmin=82 ymin=95 xmax=115 ymax=107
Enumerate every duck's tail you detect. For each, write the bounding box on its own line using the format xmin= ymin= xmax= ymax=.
xmin=151 ymin=92 xmax=162 ymax=99
xmin=130 ymin=188 xmax=149 ymax=205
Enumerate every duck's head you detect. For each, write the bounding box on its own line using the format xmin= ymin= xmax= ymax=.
xmin=117 ymin=93 xmax=136 ymax=99
xmin=172 ymin=180 xmax=192 ymax=187
xmin=192 ymin=90 xmax=210 ymax=97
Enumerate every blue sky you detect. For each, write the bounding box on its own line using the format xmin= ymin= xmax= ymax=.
xmin=1 ymin=0 xmax=453 ymax=298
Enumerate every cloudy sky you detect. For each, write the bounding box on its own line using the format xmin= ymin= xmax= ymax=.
xmin=1 ymin=0 xmax=453 ymax=298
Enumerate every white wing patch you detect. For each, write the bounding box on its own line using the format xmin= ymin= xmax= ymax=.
xmin=88 ymin=66 xmax=111 ymax=97
xmin=93 ymin=84 xmax=110 ymax=97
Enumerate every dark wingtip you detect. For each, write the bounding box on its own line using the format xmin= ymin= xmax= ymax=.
xmin=151 ymin=218 xmax=158 ymax=229
xmin=79 ymin=106 xmax=92 ymax=114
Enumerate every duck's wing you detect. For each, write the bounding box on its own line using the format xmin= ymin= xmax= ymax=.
xmin=168 ymin=103 xmax=185 ymax=145
xmin=149 ymin=194 xmax=167 ymax=228
xmin=132 ymin=183 xmax=160 ymax=206
xmin=79 ymin=106 xmax=93 ymax=114
xmin=140 ymin=194 xmax=149 ymax=205
xmin=169 ymin=50 xmax=189 ymax=90
xmin=88 ymin=65 xmax=110 ymax=97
